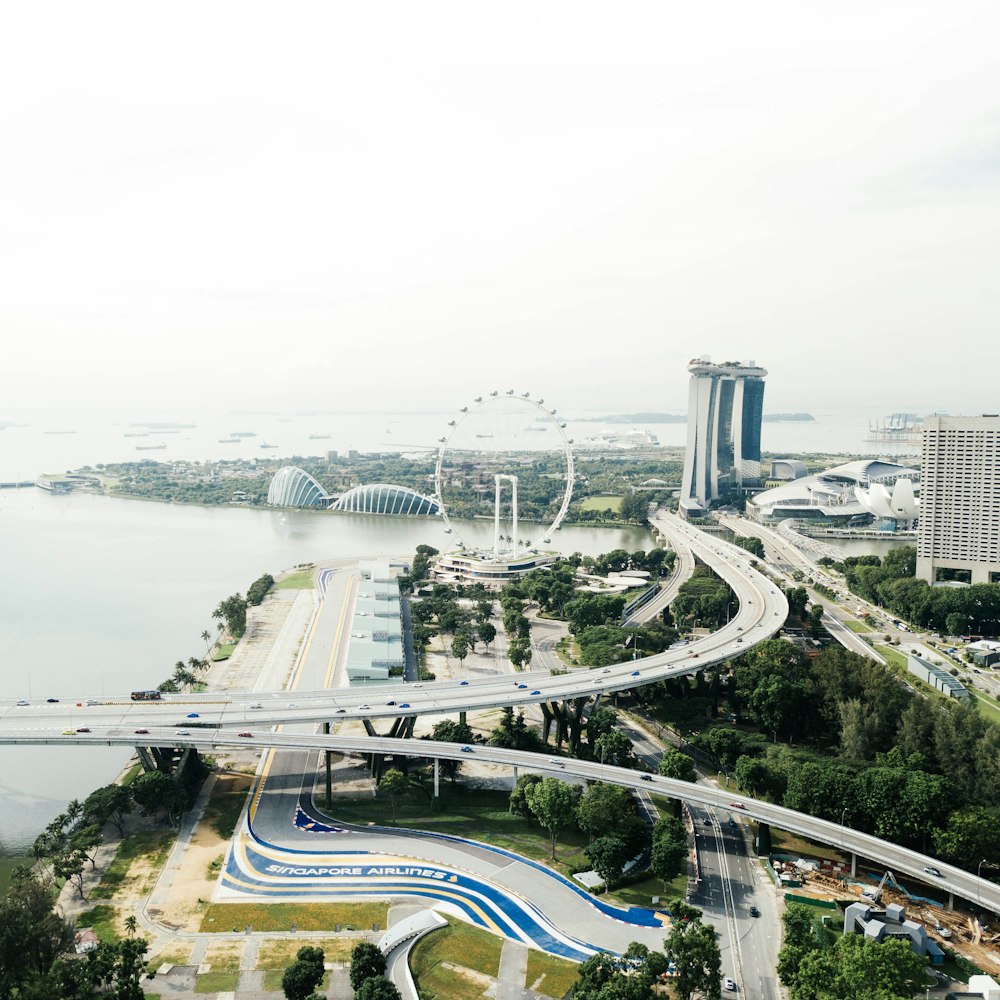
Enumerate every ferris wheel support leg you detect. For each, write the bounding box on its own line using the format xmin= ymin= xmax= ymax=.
xmin=512 ymin=476 xmax=519 ymax=555
xmin=494 ymin=476 xmax=502 ymax=560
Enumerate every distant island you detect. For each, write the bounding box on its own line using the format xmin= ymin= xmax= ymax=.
xmin=575 ymin=411 xmax=814 ymax=424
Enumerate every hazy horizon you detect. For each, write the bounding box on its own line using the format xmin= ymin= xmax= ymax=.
xmin=2 ymin=2 xmax=998 ymax=418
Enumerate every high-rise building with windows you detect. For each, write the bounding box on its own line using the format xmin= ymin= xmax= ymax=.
xmin=680 ymin=357 xmax=767 ymax=515
xmin=917 ymin=415 xmax=1000 ymax=584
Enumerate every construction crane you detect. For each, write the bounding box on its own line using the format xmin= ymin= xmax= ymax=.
xmin=863 ymin=870 xmax=904 ymax=903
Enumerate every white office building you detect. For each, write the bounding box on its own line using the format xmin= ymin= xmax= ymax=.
xmin=917 ymin=415 xmax=1000 ymax=584
xmin=680 ymin=357 xmax=767 ymax=515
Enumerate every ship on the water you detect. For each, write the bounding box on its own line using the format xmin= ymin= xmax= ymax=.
xmin=136 ymin=443 xmax=167 ymax=450
xmin=308 ymin=433 xmax=330 ymax=440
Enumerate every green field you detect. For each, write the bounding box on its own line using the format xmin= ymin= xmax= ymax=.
xmin=972 ymin=690 xmax=1000 ymax=725
xmin=210 ymin=642 xmax=237 ymax=661
xmin=525 ymin=951 xmax=580 ymax=998
xmin=276 ymin=569 xmax=315 ymax=589
xmin=577 ymin=495 xmax=623 ymax=512
xmin=199 ymin=901 xmax=387 ymax=933
xmin=843 ymin=619 xmax=873 ymax=633
xmin=95 ymin=829 xmax=174 ymax=896
xmin=410 ymin=919 xmax=504 ymax=1000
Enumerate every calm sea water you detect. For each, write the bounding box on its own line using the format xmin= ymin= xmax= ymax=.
xmin=0 ymin=489 xmax=649 ymax=852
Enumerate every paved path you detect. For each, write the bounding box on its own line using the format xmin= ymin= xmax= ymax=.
xmin=497 ymin=939 xmax=529 ymax=1000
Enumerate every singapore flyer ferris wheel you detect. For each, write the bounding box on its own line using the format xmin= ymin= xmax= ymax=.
xmin=434 ymin=392 xmax=575 ymax=561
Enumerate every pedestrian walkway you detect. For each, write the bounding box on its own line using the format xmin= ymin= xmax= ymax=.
xmin=497 ymin=939 xmax=528 ymax=1000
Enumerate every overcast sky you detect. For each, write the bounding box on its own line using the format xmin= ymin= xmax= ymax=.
xmin=2 ymin=2 xmax=998 ymax=418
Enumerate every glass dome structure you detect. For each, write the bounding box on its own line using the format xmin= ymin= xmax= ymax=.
xmin=331 ymin=484 xmax=440 ymax=516
xmin=267 ymin=466 xmax=331 ymax=508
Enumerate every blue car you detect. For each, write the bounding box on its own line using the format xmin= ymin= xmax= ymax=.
xmin=517 ymin=683 xmax=527 ymax=689
xmin=530 ymin=690 xmax=541 ymax=695
xmin=399 ymin=703 xmax=411 ymax=709
xmin=186 ymin=712 xmax=200 ymax=718
xmin=460 ymin=745 xmax=474 ymax=753
xmin=631 ymin=670 xmax=640 ymax=677
xmin=459 ymin=680 xmax=469 ymax=686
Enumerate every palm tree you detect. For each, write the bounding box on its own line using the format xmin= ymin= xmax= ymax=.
xmin=123 ymin=914 xmax=138 ymax=937
xmin=201 ymin=629 xmax=212 ymax=650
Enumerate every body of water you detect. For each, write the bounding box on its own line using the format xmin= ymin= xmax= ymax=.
xmin=0 ymin=405 xmax=920 ymax=484
xmin=0 ymin=488 xmax=649 ymax=852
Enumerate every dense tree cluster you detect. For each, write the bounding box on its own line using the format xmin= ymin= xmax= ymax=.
xmin=843 ymin=546 xmax=1000 ymax=635
xmin=246 ymin=573 xmax=274 ymax=606
xmin=705 ymin=639 xmax=1000 ymax=869
xmin=733 ymin=535 xmax=765 ymax=559
xmin=0 ymin=868 xmax=153 ymax=1000
xmin=670 ymin=566 xmax=735 ymax=630
xmin=777 ymin=903 xmax=926 ymax=1000
xmin=281 ymin=945 xmax=325 ymax=1000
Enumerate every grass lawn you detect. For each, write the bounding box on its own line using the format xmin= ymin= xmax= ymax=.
xmin=410 ymin=919 xmax=504 ymax=1000
xmin=96 ymin=829 xmax=174 ymax=897
xmin=577 ymin=495 xmax=623 ymax=512
xmin=210 ymin=642 xmax=237 ymax=662
xmin=972 ymin=690 xmax=1000 ymax=725
xmin=257 ymin=938 xmax=359 ymax=971
xmin=525 ymin=950 xmax=580 ymax=999
xmin=193 ymin=971 xmax=240 ymax=993
xmin=150 ymin=945 xmax=193 ymax=967
xmin=76 ymin=904 xmax=121 ymax=942
xmin=874 ymin=644 xmax=909 ymax=673
xmin=0 ymin=857 xmax=31 ymax=897
xmin=202 ymin=773 xmax=253 ymax=839
xmin=321 ymin=786 xmax=593 ymax=879
xmin=843 ymin=619 xmax=873 ymax=633
xmin=608 ymin=872 xmax=687 ymax=909
xmin=199 ymin=901 xmax=387 ymax=933
xmin=276 ymin=569 xmax=315 ymax=589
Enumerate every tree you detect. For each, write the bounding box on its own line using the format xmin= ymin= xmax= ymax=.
xmin=282 ymin=960 xmax=323 ymax=1000
xmin=350 ymin=942 xmax=387 ymax=991
xmin=509 ymin=773 xmax=543 ymax=820
xmin=84 ymin=783 xmax=133 ymax=837
xmin=576 ymin=783 xmax=638 ymax=840
xmin=489 ymin=707 xmax=539 ymax=751
xmin=658 ymin=747 xmax=696 ymax=782
xmin=355 ymin=979 xmax=402 ymax=1000
xmin=0 ymin=869 xmax=75 ymax=998
xmin=650 ymin=816 xmax=689 ymax=889
xmin=933 ymin=806 xmax=1000 ymax=869
xmin=212 ymin=592 xmax=247 ymax=638
xmin=585 ymin=835 xmax=630 ymax=887
xmin=246 ymin=572 xmax=274 ymax=606
xmin=378 ymin=769 xmax=409 ymax=822
xmin=450 ymin=633 xmax=469 ymax=665
xmin=524 ymin=777 xmax=578 ymax=857
xmin=508 ymin=637 xmax=532 ymax=670
xmin=478 ymin=620 xmax=497 ymax=647
xmin=592 ymin=729 xmax=638 ymax=769
xmin=50 ymin=937 xmax=152 ymax=1000
xmin=662 ymin=898 xmax=721 ymax=1000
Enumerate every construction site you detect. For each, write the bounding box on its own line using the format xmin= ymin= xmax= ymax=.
xmin=769 ymin=855 xmax=1000 ymax=977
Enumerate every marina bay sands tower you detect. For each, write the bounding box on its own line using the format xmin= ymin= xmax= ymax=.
xmin=680 ymin=357 xmax=767 ymax=515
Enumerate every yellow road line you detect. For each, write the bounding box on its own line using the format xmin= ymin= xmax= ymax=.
xmin=323 ymin=573 xmax=357 ymax=691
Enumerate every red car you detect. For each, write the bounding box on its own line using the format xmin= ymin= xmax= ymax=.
xmin=730 ymin=802 xmax=746 ymax=809
xmin=134 ymin=728 xmax=149 ymax=735
xmin=238 ymin=731 xmax=253 ymax=738
xmin=76 ymin=727 xmax=91 ymax=734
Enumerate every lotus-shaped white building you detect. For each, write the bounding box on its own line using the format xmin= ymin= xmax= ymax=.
xmin=855 ymin=478 xmax=919 ymax=528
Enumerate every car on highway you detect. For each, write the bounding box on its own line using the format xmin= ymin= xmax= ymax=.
xmin=46 ymin=698 xmax=59 ymax=703
xmin=459 ymin=680 xmax=469 ymax=686
xmin=729 ymin=802 xmax=746 ymax=809
xmin=75 ymin=727 xmax=91 ymax=733
xmin=549 ymin=758 xmax=564 ymax=767
xmin=749 ymin=906 xmax=760 ymax=917
xmin=517 ymin=683 xmax=527 ymax=689
xmin=530 ymin=690 xmax=541 ymax=695
xmin=359 ymin=704 xmax=370 ymax=711
xmin=630 ymin=670 xmax=640 ymax=677
xmin=250 ymin=702 xmax=263 ymax=709
xmin=923 ymin=866 xmax=943 ymax=878
xmin=335 ymin=708 xmax=346 ymax=714
xmin=62 ymin=729 xmax=74 ymax=735
xmin=238 ymin=732 xmax=253 ymax=738
xmin=287 ymin=702 xmax=297 ymax=708
xmin=386 ymin=700 xmax=396 ymax=706
xmin=724 ymin=976 xmax=737 ymax=991
xmin=399 ymin=703 xmax=410 ymax=709
xmin=602 ymin=668 xmax=611 ymax=673
xmin=134 ymin=728 xmax=149 ymax=735
xmin=640 ymin=774 xmax=653 ymax=781
xmin=175 ymin=729 xmax=190 ymax=736
xmin=691 ymin=653 xmax=699 ymax=658
xmin=186 ymin=712 xmax=200 ymax=718
xmin=16 ymin=700 xmax=29 ymax=706
xmin=460 ymin=745 xmax=474 ymax=753
xmin=736 ymin=638 xmax=743 ymax=643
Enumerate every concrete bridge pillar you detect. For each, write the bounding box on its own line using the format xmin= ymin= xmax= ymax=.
xmin=323 ymin=722 xmax=333 ymax=808
xmin=433 ymin=758 xmax=440 ymax=799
